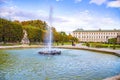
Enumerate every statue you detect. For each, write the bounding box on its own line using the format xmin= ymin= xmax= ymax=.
xmin=21 ymin=30 xmax=30 ymax=45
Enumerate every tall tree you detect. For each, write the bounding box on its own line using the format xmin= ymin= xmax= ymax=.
xmin=0 ymin=18 xmax=23 ymax=43
xmin=23 ymin=25 xmax=43 ymax=43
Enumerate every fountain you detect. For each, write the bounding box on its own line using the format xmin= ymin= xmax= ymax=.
xmin=38 ymin=7 xmax=61 ymax=55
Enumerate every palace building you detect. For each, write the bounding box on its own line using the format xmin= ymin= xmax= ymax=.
xmin=73 ymin=29 xmax=120 ymax=43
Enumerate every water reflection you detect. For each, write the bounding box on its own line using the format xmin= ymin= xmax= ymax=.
xmin=0 ymin=48 xmax=120 ymax=80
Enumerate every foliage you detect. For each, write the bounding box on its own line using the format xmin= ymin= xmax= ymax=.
xmin=85 ymin=42 xmax=120 ymax=49
xmin=108 ymin=38 xmax=117 ymax=49
xmin=53 ymin=31 xmax=78 ymax=45
xmin=108 ymin=38 xmax=117 ymax=44
xmin=71 ymin=37 xmax=78 ymax=42
xmin=0 ymin=18 xmax=23 ymax=43
xmin=21 ymin=20 xmax=47 ymax=30
xmin=23 ymin=25 xmax=43 ymax=42
xmin=0 ymin=18 xmax=78 ymax=44
xmin=86 ymin=42 xmax=90 ymax=47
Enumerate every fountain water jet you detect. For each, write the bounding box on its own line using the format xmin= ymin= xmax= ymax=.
xmin=38 ymin=6 xmax=61 ymax=55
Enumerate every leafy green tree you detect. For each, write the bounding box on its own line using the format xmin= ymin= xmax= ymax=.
xmin=0 ymin=24 xmax=3 ymax=42
xmin=21 ymin=20 xmax=47 ymax=30
xmin=52 ymin=27 xmax=60 ymax=45
xmin=71 ymin=37 xmax=78 ymax=42
xmin=23 ymin=25 xmax=43 ymax=43
xmin=59 ymin=32 xmax=67 ymax=45
xmin=0 ymin=18 xmax=78 ymax=45
xmin=68 ymin=33 xmax=73 ymax=41
xmin=108 ymin=38 xmax=117 ymax=49
xmin=11 ymin=23 xmax=23 ymax=42
xmin=0 ymin=18 xmax=23 ymax=43
xmin=108 ymin=38 xmax=117 ymax=44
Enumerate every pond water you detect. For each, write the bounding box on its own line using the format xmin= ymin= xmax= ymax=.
xmin=0 ymin=48 xmax=120 ymax=80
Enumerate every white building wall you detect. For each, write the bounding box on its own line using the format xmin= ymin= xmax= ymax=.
xmin=73 ymin=31 xmax=120 ymax=42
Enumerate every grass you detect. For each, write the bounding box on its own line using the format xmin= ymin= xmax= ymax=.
xmin=83 ymin=42 xmax=120 ymax=49
xmin=0 ymin=43 xmax=21 ymax=46
xmin=53 ymin=42 xmax=73 ymax=46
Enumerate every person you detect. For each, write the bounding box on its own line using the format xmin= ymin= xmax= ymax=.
xmin=72 ymin=41 xmax=75 ymax=46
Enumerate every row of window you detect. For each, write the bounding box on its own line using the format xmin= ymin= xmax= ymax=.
xmin=80 ymin=39 xmax=107 ymax=41
xmin=75 ymin=36 xmax=115 ymax=39
xmin=74 ymin=32 xmax=117 ymax=35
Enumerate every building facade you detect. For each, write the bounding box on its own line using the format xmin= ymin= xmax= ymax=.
xmin=73 ymin=29 xmax=120 ymax=42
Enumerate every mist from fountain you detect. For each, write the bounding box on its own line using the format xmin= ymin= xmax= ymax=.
xmin=38 ymin=6 xmax=61 ymax=55
xmin=46 ymin=6 xmax=53 ymax=51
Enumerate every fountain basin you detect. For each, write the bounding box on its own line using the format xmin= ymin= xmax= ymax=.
xmin=0 ymin=48 xmax=120 ymax=80
xmin=38 ymin=50 xmax=61 ymax=55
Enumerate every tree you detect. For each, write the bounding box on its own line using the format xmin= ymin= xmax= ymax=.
xmin=23 ymin=25 xmax=43 ymax=43
xmin=67 ymin=33 xmax=74 ymax=42
xmin=71 ymin=37 xmax=78 ymax=42
xmin=11 ymin=23 xmax=23 ymax=42
xmin=0 ymin=18 xmax=23 ymax=43
xmin=0 ymin=18 xmax=76 ymax=45
xmin=13 ymin=20 xmax=20 ymax=24
xmin=0 ymin=24 xmax=3 ymax=42
xmin=108 ymin=38 xmax=117 ymax=44
xmin=108 ymin=38 xmax=117 ymax=49
xmin=21 ymin=20 xmax=47 ymax=30
xmin=52 ymin=27 xmax=60 ymax=45
xmin=59 ymin=32 xmax=67 ymax=45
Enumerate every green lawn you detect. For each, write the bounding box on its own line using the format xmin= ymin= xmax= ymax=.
xmin=53 ymin=42 xmax=72 ymax=46
xmin=83 ymin=42 xmax=120 ymax=49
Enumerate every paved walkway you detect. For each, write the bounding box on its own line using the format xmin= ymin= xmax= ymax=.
xmin=103 ymin=75 xmax=120 ymax=80
xmin=0 ymin=45 xmax=43 ymax=49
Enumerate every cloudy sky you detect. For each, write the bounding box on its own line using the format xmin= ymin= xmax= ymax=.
xmin=0 ymin=0 xmax=120 ymax=32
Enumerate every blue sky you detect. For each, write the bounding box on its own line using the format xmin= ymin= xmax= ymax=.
xmin=0 ymin=0 xmax=120 ymax=32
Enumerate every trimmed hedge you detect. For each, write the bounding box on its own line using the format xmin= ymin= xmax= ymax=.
xmin=85 ymin=42 xmax=120 ymax=48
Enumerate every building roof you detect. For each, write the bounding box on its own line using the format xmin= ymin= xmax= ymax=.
xmin=73 ymin=29 xmax=120 ymax=32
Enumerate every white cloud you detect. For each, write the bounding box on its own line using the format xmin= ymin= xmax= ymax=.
xmin=0 ymin=5 xmax=69 ymax=25
xmin=56 ymin=0 xmax=63 ymax=2
xmin=0 ymin=6 xmax=47 ymax=21
xmin=53 ymin=10 xmax=120 ymax=32
xmin=89 ymin=0 xmax=120 ymax=8
xmin=89 ymin=0 xmax=107 ymax=5
xmin=0 ymin=6 xmax=120 ymax=32
xmin=75 ymin=0 xmax=82 ymax=3
xmin=107 ymin=0 xmax=120 ymax=8
xmin=56 ymin=0 xmax=59 ymax=1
